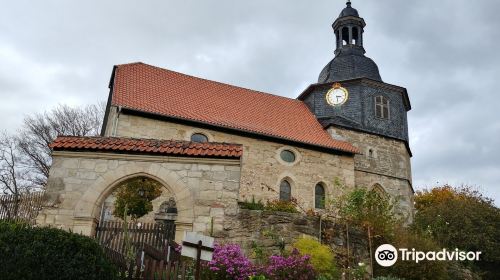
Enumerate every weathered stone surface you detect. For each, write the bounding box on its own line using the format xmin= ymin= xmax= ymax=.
xmin=109 ymin=113 xmax=357 ymax=210
xmin=220 ymin=209 xmax=369 ymax=265
xmin=37 ymin=153 xmax=241 ymax=243
xmin=327 ymin=126 xmax=414 ymax=221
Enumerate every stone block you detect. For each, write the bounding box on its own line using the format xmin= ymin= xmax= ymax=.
xmin=194 ymin=206 xmax=211 ymax=216
xmin=197 ymin=164 xmax=211 ymax=171
xmin=80 ymin=160 xmax=96 ymax=170
xmin=223 ymin=181 xmax=239 ymax=192
xmin=187 ymin=171 xmax=203 ymax=178
xmin=94 ymin=163 xmax=108 ymax=173
xmin=62 ymin=158 xmax=79 ymax=169
xmin=225 ymin=166 xmax=241 ymax=172
xmin=211 ymin=165 xmax=225 ymax=171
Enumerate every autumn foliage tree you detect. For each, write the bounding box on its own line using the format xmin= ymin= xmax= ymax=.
xmin=412 ymin=185 xmax=500 ymax=279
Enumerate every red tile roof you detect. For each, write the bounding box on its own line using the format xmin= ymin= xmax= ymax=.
xmin=110 ymin=62 xmax=358 ymax=154
xmin=50 ymin=136 xmax=243 ymax=159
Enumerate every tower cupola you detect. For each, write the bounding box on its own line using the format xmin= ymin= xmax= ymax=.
xmin=318 ymin=1 xmax=382 ymax=83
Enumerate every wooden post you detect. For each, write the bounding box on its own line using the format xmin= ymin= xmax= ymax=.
xmin=195 ymin=240 xmax=203 ymax=280
xmin=368 ymin=226 xmax=373 ymax=278
xmin=346 ymin=222 xmax=350 ymax=280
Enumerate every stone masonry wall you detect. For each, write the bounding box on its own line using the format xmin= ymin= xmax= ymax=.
xmin=37 ymin=152 xmax=241 ymax=240
xmin=327 ymin=126 xmax=414 ymax=221
xmin=104 ymin=109 xmax=356 ymax=211
xmin=219 ymin=209 xmax=370 ymax=267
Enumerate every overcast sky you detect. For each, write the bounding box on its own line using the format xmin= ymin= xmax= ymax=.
xmin=1 ymin=0 xmax=499 ymax=204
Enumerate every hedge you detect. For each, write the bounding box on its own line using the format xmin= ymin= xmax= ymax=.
xmin=0 ymin=221 xmax=117 ymax=280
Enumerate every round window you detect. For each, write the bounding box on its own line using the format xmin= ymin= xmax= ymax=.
xmin=280 ymin=150 xmax=296 ymax=163
xmin=191 ymin=133 xmax=208 ymax=143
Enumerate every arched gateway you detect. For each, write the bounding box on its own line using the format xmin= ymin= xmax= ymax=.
xmin=37 ymin=136 xmax=243 ymax=243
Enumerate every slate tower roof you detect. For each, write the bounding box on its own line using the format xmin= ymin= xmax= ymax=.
xmin=318 ymin=1 xmax=382 ymax=83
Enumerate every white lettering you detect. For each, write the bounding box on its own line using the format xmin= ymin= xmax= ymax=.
xmin=466 ymin=252 xmax=476 ymax=260
xmin=387 ymin=246 xmax=481 ymax=264
xmin=415 ymin=252 xmax=425 ymax=263
xmin=436 ymin=249 xmax=446 ymax=261
xmin=399 ymin=248 xmax=408 ymax=261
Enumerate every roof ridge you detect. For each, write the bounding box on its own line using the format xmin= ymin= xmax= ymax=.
xmin=116 ymin=62 xmax=304 ymax=104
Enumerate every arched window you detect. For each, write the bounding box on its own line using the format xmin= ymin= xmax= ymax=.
xmin=279 ymin=180 xmax=291 ymax=201
xmin=375 ymin=96 xmax=389 ymax=119
xmin=190 ymin=133 xmax=208 ymax=143
xmin=315 ymin=183 xmax=326 ymax=209
xmin=342 ymin=27 xmax=349 ymax=45
xmin=352 ymin=27 xmax=359 ymax=45
xmin=371 ymin=184 xmax=388 ymax=199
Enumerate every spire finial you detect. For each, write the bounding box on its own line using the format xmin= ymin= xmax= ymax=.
xmin=347 ymin=0 xmax=351 ymax=6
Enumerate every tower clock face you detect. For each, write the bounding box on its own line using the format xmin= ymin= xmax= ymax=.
xmin=326 ymin=86 xmax=349 ymax=106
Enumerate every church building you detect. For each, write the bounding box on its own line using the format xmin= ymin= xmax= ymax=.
xmin=38 ymin=1 xmax=413 ymax=240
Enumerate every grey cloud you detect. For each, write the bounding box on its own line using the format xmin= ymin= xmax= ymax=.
xmin=0 ymin=0 xmax=499 ymax=203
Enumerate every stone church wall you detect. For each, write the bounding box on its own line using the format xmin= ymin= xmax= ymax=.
xmin=37 ymin=151 xmax=241 ymax=240
xmin=105 ymin=109 xmax=356 ymax=211
xmin=327 ymin=126 xmax=414 ymax=220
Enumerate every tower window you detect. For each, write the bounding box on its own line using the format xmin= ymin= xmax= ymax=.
xmin=352 ymin=27 xmax=359 ymax=45
xmin=342 ymin=27 xmax=349 ymax=45
xmin=315 ymin=183 xmax=326 ymax=209
xmin=375 ymin=96 xmax=390 ymax=119
xmin=279 ymin=180 xmax=292 ymax=201
xmin=190 ymin=133 xmax=208 ymax=143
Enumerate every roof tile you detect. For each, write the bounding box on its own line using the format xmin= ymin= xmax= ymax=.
xmin=50 ymin=136 xmax=243 ymax=159
xmin=111 ymin=63 xmax=358 ymax=154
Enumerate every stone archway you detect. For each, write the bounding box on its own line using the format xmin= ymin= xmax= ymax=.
xmin=72 ymin=162 xmax=194 ymax=237
xmin=97 ymin=176 xmax=176 ymax=224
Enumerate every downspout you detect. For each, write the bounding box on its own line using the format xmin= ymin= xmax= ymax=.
xmin=112 ymin=106 xmax=122 ymax=136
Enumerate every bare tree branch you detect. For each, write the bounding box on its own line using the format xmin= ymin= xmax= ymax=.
xmin=15 ymin=102 xmax=105 ymax=188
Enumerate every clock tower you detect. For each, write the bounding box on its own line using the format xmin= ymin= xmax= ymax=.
xmin=298 ymin=1 xmax=414 ymax=219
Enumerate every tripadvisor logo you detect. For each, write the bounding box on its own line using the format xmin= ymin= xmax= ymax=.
xmin=374 ymin=244 xmax=481 ymax=267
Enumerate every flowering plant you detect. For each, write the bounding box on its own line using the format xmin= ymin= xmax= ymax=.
xmin=205 ymin=244 xmax=255 ymax=280
xmin=262 ymin=248 xmax=316 ymax=280
xmin=265 ymin=198 xmax=299 ymax=213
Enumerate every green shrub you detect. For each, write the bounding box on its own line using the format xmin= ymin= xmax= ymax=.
xmin=239 ymin=196 xmax=265 ymax=210
xmin=265 ymin=199 xmax=299 ymax=213
xmin=0 ymin=221 xmax=117 ymax=280
xmin=293 ymin=237 xmax=337 ymax=279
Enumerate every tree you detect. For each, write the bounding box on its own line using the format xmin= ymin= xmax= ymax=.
xmin=0 ymin=103 xmax=104 ymax=218
xmin=113 ymin=177 xmax=162 ymax=263
xmin=113 ymin=177 xmax=162 ymax=221
xmin=335 ymin=188 xmax=400 ymax=278
xmin=15 ymin=103 xmax=105 ymax=187
xmin=0 ymin=133 xmax=36 ymax=218
xmin=412 ymin=185 xmax=500 ymax=279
